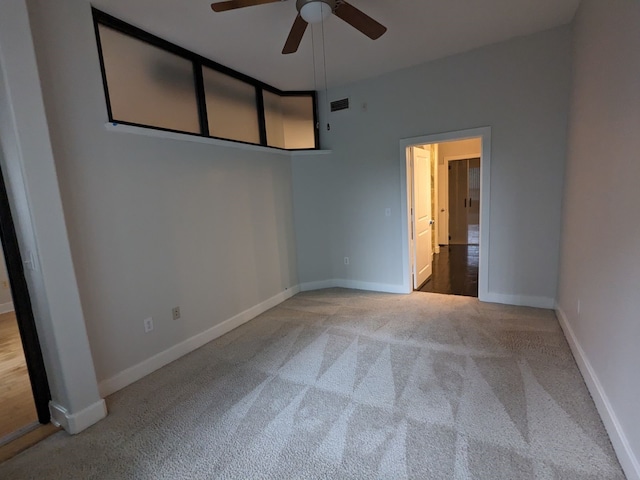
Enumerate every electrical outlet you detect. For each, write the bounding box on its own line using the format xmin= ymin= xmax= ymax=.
xmin=143 ymin=317 xmax=154 ymax=333
xmin=344 ymin=257 xmax=350 ymax=265
xmin=172 ymin=306 xmax=181 ymax=321
xmin=385 ymin=208 xmax=391 ymax=217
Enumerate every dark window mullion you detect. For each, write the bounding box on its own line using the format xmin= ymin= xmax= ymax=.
xmin=93 ymin=18 xmax=114 ymax=122
xmin=256 ymin=87 xmax=267 ymax=146
xmin=311 ymin=91 xmax=319 ymax=150
xmin=93 ymin=8 xmax=319 ymax=150
xmin=193 ymin=63 xmax=209 ymax=137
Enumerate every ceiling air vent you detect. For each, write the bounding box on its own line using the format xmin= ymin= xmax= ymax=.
xmin=330 ymin=98 xmax=350 ymax=113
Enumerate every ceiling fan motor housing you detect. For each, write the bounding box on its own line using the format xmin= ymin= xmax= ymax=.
xmin=296 ymin=0 xmax=336 ymax=22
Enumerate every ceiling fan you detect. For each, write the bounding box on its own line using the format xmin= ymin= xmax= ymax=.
xmin=210 ymin=0 xmax=387 ymax=54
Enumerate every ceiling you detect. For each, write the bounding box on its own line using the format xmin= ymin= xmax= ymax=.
xmin=87 ymin=0 xmax=580 ymax=91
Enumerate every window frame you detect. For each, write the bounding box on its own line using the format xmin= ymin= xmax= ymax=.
xmin=92 ymin=8 xmax=319 ymax=151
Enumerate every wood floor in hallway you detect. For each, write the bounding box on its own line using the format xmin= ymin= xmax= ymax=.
xmin=418 ymin=245 xmax=479 ymax=297
xmin=0 ymin=311 xmax=38 ymax=440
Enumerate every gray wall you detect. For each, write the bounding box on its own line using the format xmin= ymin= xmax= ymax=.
xmin=557 ymin=0 xmax=640 ymax=476
xmin=27 ymin=0 xmax=298 ymax=384
xmin=294 ymin=26 xmax=571 ymax=305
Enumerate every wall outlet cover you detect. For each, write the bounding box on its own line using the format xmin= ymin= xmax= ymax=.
xmin=143 ymin=317 xmax=153 ymax=333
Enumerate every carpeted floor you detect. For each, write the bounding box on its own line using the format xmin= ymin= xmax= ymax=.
xmin=0 ymin=289 xmax=625 ymax=479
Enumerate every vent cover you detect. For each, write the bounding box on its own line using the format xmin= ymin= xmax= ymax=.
xmin=330 ymin=98 xmax=350 ymax=112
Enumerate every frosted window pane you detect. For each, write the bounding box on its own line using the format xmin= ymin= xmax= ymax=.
xmin=264 ymin=92 xmax=315 ymax=149
xmin=203 ymin=67 xmax=260 ymax=144
xmin=264 ymin=90 xmax=285 ymax=149
xmin=281 ymin=96 xmax=315 ymax=149
xmin=98 ymin=25 xmax=200 ymax=134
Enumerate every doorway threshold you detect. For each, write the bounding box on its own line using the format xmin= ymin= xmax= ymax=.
xmin=0 ymin=423 xmax=59 ymax=463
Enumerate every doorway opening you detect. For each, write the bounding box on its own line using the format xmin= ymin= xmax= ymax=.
xmin=399 ymin=128 xmax=491 ymax=300
xmin=0 ymin=243 xmax=38 ymax=442
xmin=0 ymin=161 xmax=51 ymax=446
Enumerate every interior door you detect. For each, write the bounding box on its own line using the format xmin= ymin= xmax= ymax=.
xmin=467 ymin=158 xmax=481 ymax=244
xmin=448 ymin=158 xmax=480 ymax=245
xmin=412 ymin=147 xmax=433 ymax=288
xmin=449 ymin=159 xmax=469 ymax=245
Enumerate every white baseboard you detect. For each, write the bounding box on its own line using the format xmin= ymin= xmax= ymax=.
xmin=334 ymin=279 xmax=408 ymax=294
xmin=302 ymin=281 xmax=554 ymax=307
xmin=0 ymin=301 xmax=14 ymax=314
xmin=556 ymin=306 xmax=640 ymax=480
xmin=49 ymin=399 xmax=107 ymax=435
xmin=299 ymin=280 xmax=338 ymax=292
xmin=300 ymin=279 xmax=407 ymax=294
xmin=98 ymin=286 xmax=300 ymax=397
xmin=482 ymin=292 xmax=555 ymax=309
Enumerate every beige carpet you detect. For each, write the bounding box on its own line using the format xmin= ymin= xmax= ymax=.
xmin=0 ymin=289 xmax=625 ymax=479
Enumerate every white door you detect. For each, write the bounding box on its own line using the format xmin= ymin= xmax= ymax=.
xmin=411 ymin=147 xmax=433 ymax=289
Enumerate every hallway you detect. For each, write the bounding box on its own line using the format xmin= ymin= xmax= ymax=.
xmin=418 ymin=245 xmax=478 ymax=297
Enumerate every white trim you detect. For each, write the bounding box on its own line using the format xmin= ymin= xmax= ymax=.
xmin=556 ymin=306 xmax=640 ymax=480
xmin=483 ymin=292 xmax=555 ymax=309
xmin=49 ymin=399 xmax=107 ymax=435
xmin=291 ymin=150 xmax=333 ymax=157
xmin=98 ymin=286 xmax=300 ymax=397
xmin=300 ymin=279 xmax=408 ymax=294
xmin=299 ymin=279 xmax=339 ymax=291
xmin=105 ymin=123 xmax=332 ymax=157
xmin=302 ymin=281 xmax=555 ymax=308
xmin=399 ymin=127 xmax=491 ymax=301
xmin=443 ymin=154 xmax=482 ymax=161
xmin=0 ymin=301 xmax=14 ymax=314
xmin=335 ymin=279 xmax=408 ymax=294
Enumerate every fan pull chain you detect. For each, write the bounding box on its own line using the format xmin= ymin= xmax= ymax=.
xmin=320 ymin=14 xmax=330 ymax=131
xmin=311 ymin=21 xmax=320 ymax=132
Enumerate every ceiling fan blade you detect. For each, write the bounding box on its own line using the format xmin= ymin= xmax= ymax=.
xmin=333 ymin=1 xmax=387 ymax=40
xmin=282 ymin=14 xmax=308 ymax=54
xmin=211 ymin=0 xmax=282 ymax=13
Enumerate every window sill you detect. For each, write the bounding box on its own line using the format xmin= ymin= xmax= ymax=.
xmin=104 ymin=123 xmax=332 ymax=157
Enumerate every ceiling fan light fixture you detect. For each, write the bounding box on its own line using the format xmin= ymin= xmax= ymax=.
xmin=297 ymin=0 xmax=333 ymax=24
xmin=211 ymin=0 xmax=386 ymax=55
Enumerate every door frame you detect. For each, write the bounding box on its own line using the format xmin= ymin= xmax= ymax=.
xmin=0 ymin=163 xmax=51 ymax=426
xmin=399 ymin=127 xmax=491 ymax=300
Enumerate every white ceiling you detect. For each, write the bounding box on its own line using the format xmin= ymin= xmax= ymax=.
xmin=88 ymin=0 xmax=580 ymax=91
